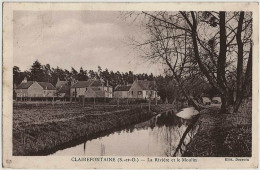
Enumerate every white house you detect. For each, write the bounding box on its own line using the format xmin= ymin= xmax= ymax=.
xmin=70 ymin=79 xmax=113 ymax=98
xmin=128 ymin=80 xmax=158 ymax=99
xmin=15 ymin=77 xmax=56 ymax=98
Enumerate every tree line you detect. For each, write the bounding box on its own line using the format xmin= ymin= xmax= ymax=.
xmin=13 ymin=60 xmax=212 ymax=102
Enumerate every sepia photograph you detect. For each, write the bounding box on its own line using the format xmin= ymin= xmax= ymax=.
xmin=2 ymin=2 xmax=258 ymax=169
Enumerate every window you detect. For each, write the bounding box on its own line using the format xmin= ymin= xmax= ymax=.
xmin=86 ymin=88 xmax=88 ymax=91
xmin=138 ymin=91 xmax=142 ymax=95
xmin=132 ymin=91 xmax=134 ymax=95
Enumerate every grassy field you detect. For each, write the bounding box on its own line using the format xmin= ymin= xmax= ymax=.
xmin=184 ymin=99 xmax=252 ymax=157
xmin=13 ymin=102 xmax=173 ymax=156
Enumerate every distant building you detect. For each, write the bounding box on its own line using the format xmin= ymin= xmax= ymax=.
xmin=85 ymin=87 xmax=106 ymax=98
xmin=202 ymin=97 xmax=211 ymax=105
xmin=70 ymin=79 xmax=113 ymax=98
xmin=15 ymin=77 xmax=56 ymax=97
xmin=200 ymin=93 xmax=211 ymax=105
xmin=114 ymin=85 xmax=132 ymax=98
xmin=15 ymin=78 xmax=34 ymax=98
xmin=56 ymin=78 xmax=70 ymax=97
xmin=128 ymin=80 xmax=158 ymax=99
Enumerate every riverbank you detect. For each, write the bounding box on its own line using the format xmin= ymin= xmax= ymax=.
xmin=184 ymin=100 xmax=252 ymax=157
xmin=13 ymin=102 xmax=174 ymax=156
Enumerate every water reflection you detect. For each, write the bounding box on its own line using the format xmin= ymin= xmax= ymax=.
xmin=53 ymin=110 xmax=199 ymax=156
xmin=176 ymin=107 xmax=199 ymax=119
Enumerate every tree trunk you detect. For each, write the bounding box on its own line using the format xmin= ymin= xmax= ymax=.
xmin=188 ymin=12 xmax=226 ymax=96
xmin=188 ymin=12 xmax=232 ymax=112
xmin=233 ymin=42 xmax=252 ymax=113
xmin=236 ymin=11 xmax=245 ymax=104
xmin=243 ymin=43 xmax=253 ymax=96
xmin=216 ymin=12 xmax=231 ymax=113
xmin=217 ymin=12 xmax=228 ymax=91
xmin=220 ymin=95 xmax=228 ymax=113
xmin=149 ymin=99 xmax=151 ymax=111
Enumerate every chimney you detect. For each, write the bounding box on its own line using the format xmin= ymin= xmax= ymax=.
xmin=57 ymin=77 xmax=60 ymax=82
xmin=22 ymin=77 xmax=27 ymax=83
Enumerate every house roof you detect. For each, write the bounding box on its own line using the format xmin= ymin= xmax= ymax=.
xmin=91 ymin=80 xmax=103 ymax=86
xmin=71 ymin=80 xmax=104 ymax=88
xmin=38 ymin=82 xmax=56 ymax=90
xmin=16 ymin=81 xmax=34 ymax=89
xmin=71 ymin=81 xmax=92 ymax=88
xmin=136 ymin=80 xmax=156 ymax=90
xmin=115 ymin=85 xmax=131 ymax=91
xmin=56 ymin=81 xmax=68 ymax=88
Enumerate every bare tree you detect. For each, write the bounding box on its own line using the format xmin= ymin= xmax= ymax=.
xmin=129 ymin=11 xmax=252 ymax=113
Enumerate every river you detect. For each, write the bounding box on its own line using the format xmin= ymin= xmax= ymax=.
xmin=52 ymin=107 xmax=199 ymax=157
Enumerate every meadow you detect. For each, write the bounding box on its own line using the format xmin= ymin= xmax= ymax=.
xmin=13 ymin=102 xmax=172 ymax=155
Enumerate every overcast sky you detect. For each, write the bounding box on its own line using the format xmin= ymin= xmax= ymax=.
xmin=13 ymin=11 xmax=164 ymax=75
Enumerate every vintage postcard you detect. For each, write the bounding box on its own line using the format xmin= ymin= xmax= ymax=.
xmin=2 ymin=2 xmax=258 ymax=169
